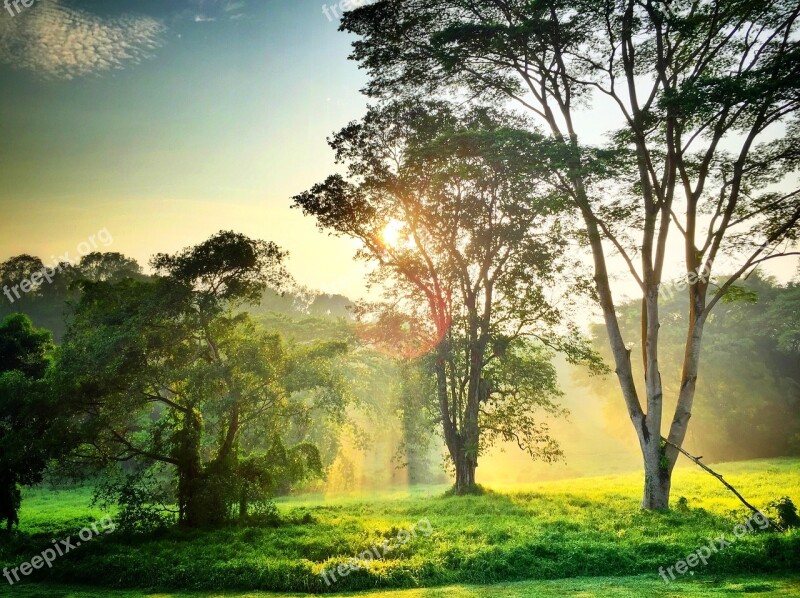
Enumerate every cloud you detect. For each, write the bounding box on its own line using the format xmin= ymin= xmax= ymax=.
xmin=223 ymin=1 xmax=246 ymax=13
xmin=222 ymin=0 xmax=246 ymax=21
xmin=0 ymin=0 xmax=165 ymax=79
xmin=171 ymin=0 xmax=247 ymax=25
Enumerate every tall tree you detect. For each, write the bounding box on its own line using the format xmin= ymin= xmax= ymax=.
xmin=0 ymin=315 xmax=71 ymax=530
xmin=580 ymin=273 xmax=800 ymax=461
xmin=341 ymin=0 xmax=800 ymax=508
xmin=295 ymin=101 xmax=601 ymax=493
xmin=61 ymin=232 xmax=344 ymax=526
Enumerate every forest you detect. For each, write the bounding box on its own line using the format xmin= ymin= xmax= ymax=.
xmin=0 ymin=0 xmax=799 ymax=596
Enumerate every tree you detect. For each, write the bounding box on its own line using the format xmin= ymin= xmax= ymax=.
xmin=74 ymin=252 xmax=143 ymax=283
xmin=295 ymin=101 xmax=602 ymax=493
xmin=0 ymin=315 xmax=70 ymax=531
xmin=341 ymin=0 xmax=800 ymax=508
xmin=394 ymin=358 xmax=440 ymax=485
xmin=0 ymin=252 xmax=145 ymax=341
xmin=0 ymin=255 xmax=46 ymax=313
xmin=61 ymin=231 xmax=345 ymax=526
xmin=580 ymin=273 xmax=800 ymax=460
xmin=765 ymin=278 xmax=800 ymax=355
xmin=252 ymin=295 xmax=423 ymax=492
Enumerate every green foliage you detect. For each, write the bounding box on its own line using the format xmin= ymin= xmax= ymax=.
xmin=393 ymin=359 xmax=440 ymax=484
xmin=766 ymin=283 xmax=800 ymax=353
xmin=658 ymin=440 xmax=670 ymax=472
xmin=767 ymin=497 xmax=800 ymax=530
xmin=93 ymin=469 xmax=175 ymax=533
xmin=75 ymin=252 xmax=143 ymax=283
xmin=719 ymin=285 xmax=759 ymax=305
xmin=58 ymin=232 xmax=348 ymax=527
xmin=479 ymin=340 xmax=567 ymax=462
xmin=295 ymin=99 xmax=600 ymax=491
xmin=248 ymin=292 xmax=442 ymax=491
xmin=0 ymin=252 xmax=147 ymax=341
xmin=150 ymin=230 xmax=290 ymax=310
xmin=676 ymin=496 xmax=690 ymax=512
xmin=235 ymin=439 xmax=323 ymax=523
xmin=0 ymin=313 xmax=52 ymax=378
xmin=0 ymin=314 xmax=73 ymax=531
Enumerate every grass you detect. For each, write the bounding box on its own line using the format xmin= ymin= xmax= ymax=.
xmin=0 ymin=458 xmax=798 ymax=595
xmin=3 ymin=575 xmax=800 ymax=597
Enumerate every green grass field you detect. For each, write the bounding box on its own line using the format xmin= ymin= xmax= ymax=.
xmin=4 ymin=575 xmax=800 ymax=597
xmin=1 ymin=458 xmax=798 ymax=597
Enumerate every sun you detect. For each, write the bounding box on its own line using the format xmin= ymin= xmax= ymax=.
xmin=381 ymin=219 xmax=405 ymax=249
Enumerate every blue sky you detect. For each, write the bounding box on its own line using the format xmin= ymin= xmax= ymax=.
xmin=0 ymin=0 xmax=373 ymax=296
xmin=0 ymin=0 xmax=796 ymax=299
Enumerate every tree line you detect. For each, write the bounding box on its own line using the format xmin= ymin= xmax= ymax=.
xmin=1 ymin=233 xmax=429 ymax=529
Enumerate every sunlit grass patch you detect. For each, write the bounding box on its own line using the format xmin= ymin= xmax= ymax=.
xmin=1 ymin=458 xmax=797 ymax=594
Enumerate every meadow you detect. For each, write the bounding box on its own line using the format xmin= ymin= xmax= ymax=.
xmin=0 ymin=457 xmax=798 ymax=597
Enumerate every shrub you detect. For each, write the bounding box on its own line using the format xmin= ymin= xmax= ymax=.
xmin=767 ymin=496 xmax=800 ymax=529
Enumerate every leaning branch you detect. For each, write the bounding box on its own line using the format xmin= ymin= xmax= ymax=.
xmin=661 ymin=437 xmax=783 ymax=532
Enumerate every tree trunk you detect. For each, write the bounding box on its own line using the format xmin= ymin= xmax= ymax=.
xmin=175 ymin=409 xmax=204 ymax=527
xmin=666 ymin=298 xmax=707 ymax=473
xmin=575 ymin=188 xmax=675 ymax=510
xmin=435 ymin=351 xmax=462 ymax=487
xmin=178 ymin=461 xmax=203 ymax=526
xmin=640 ymin=285 xmax=669 ymax=508
xmin=435 ymin=348 xmax=480 ymax=495
xmin=454 ymin=449 xmax=477 ymax=494
xmin=218 ymin=401 xmax=240 ymax=463
xmin=642 ymin=441 xmax=671 ymax=510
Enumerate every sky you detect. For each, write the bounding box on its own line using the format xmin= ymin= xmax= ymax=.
xmin=0 ymin=0 xmax=373 ymax=297
xmin=0 ymin=0 xmax=796 ymax=303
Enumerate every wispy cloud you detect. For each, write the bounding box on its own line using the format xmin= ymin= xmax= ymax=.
xmin=185 ymin=0 xmax=247 ymax=23
xmin=223 ymin=1 xmax=246 ymax=14
xmin=0 ymin=0 xmax=165 ymax=80
xmin=173 ymin=0 xmax=247 ymax=27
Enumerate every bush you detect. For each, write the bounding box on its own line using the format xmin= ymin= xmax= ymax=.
xmin=93 ymin=469 xmax=174 ymax=533
xmin=767 ymin=496 xmax=800 ymax=529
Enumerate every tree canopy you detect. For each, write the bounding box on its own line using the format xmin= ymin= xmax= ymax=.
xmin=295 ymin=100 xmax=603 ymax=492
xmin=59 ymin=232 xmax=350 ymax=526
xmin=340 ymin=0 xmax=800 ymax=508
